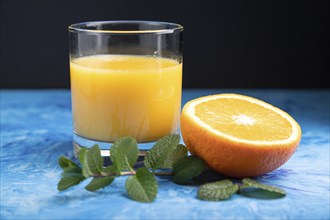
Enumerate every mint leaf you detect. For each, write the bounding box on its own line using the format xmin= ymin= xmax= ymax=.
xmin=81 ymin=145 xmax=103 ymax=178
xmin=161 ymin=144 xmax=188 ymax=169
xmin=110 ymin=137 xmax=138 ymax=172
xmin=58 ymin=176 xmax=84 ymax=191
xmin=58 ymin=156 xmax=80 ymax=170
xmin=241 ymin=178 xmax=286 ymax=194
xmin=61 ymin=167 xmax=83 ymax=177
xmin=78 ymin=148 xmax=89 ymax=177
xmin=85 ymin=177 xmax=115 ymax=192
xmin=240 ymin=178 xmax=286 ymax=199
xmin=125 ymin=167 xmax=158 ymax=202
xmin=172 ymin=155 xmax=206 ymax=185
xmin=144 ymin=134 xmax=180 ymax=170
xmin=78 ymin=147 xmax=87 ymax=165
xmin=58 ymin=167 xmax=85 ymax=191
xmin=198 ymin=180 xmax=239 ymax=201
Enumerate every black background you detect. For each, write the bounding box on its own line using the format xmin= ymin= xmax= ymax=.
xmin=1 ymin=0 xmax=329 ymax=89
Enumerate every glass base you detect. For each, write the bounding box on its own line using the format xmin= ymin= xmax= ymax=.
xmin=73 ymin=133 xmax=156 ymax=159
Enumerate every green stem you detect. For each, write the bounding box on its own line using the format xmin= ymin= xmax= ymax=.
xmin=153 ymin=171 xmax=173 ymax=176
xmin=121 ymin=170 xmax=136 ymax=175
xmin=92 ymin=170 xmax=172 ymax=177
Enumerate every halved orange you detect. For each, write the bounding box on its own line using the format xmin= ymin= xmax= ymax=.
xmin=181 ymin=94 xmax=301 ymax=177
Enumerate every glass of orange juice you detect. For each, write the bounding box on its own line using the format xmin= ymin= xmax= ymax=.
xmin=68 ymin=21 xmax=183 ymax=156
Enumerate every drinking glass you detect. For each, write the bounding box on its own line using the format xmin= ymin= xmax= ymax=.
xmin=68 ymin=21 xmax=183 ymax=156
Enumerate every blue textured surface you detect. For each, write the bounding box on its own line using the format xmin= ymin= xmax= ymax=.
xmin=1 ymin=89 xmax=329 ymax=219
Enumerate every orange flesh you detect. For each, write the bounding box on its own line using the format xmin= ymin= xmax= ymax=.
xmin=194 ymin=98 xmax=293 ymax=142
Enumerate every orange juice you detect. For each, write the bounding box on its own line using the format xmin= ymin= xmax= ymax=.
xmin=70 ymin=55 xmax=182 ymax=142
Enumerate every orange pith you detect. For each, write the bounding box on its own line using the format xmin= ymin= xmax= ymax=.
xmin=180 ymin=94 xmax=302 ymax=177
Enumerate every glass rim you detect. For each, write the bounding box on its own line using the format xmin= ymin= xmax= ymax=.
xmin=68 ymin=20 xmax=183 ymax=34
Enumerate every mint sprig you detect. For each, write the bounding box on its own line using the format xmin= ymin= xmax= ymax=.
xmin=57 ymin=135 xmax=287 ymax=203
